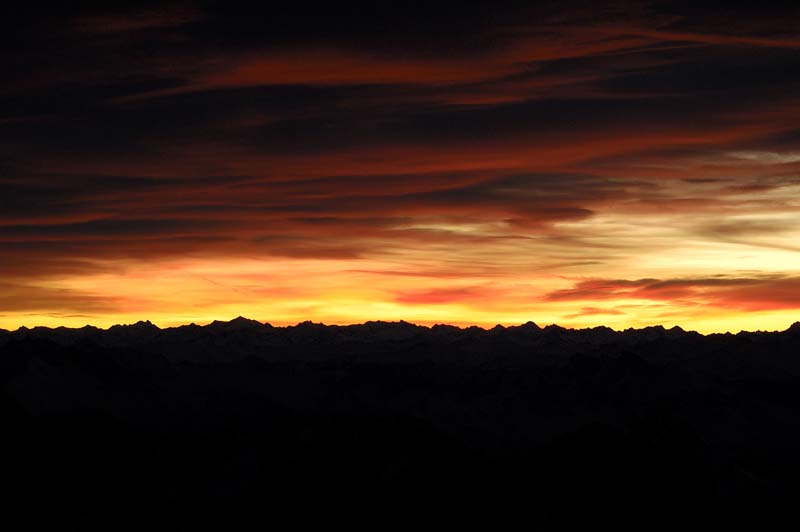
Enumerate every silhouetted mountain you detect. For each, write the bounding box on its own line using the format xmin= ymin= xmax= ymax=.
xmin=2 ymin=318 xmax=800 ymax=509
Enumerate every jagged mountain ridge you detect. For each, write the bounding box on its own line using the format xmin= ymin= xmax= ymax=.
xmin=2 ymin=317 xmax=800 ymax=505
xmin=2 ymin=317 xmax=799 ymax=369
xmin=2 ymin=317 xmax=797 ymax=348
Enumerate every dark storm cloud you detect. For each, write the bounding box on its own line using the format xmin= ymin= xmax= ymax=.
xmin=0 ymin=167 xmax=650 ymax=279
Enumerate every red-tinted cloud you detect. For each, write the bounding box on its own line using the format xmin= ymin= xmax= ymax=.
xmin=547 ymin=276 xmax=800 ymax=312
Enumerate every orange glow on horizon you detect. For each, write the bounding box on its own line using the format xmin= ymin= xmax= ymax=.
xmin=3 ymin=5 xmax=800 ymax=333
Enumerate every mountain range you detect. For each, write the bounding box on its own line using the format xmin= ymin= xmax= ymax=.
xmin=3 ymin=318 xmax=800 ymax=508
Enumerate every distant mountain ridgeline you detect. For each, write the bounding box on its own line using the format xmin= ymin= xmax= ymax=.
xmin=2 ymin=317 xmax=800 ymax=507
xmin=2 ymin=316 xmax=799 ymax=364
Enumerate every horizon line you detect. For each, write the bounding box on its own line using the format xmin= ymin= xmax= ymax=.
xmin=3 ymin=316 xmax=800 ymax=337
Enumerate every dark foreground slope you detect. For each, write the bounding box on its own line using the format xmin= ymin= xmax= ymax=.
xmin=2 ymin=318 xmax=800 ymax=507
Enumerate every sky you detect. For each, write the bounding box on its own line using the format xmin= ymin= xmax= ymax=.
xmin=2 ymin=0 xmax=800 ymax=332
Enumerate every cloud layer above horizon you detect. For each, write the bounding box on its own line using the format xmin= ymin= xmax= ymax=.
xmin=2 ymin=0 xmax=800 ymax=332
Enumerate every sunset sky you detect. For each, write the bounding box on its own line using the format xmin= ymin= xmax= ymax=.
xmin=2 ymin=1 xmax=800 ymax=332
